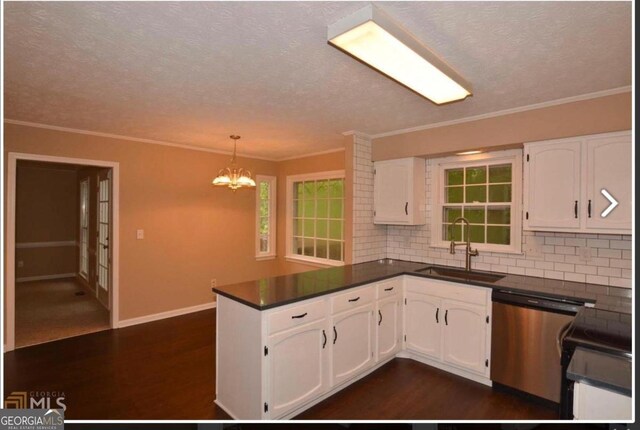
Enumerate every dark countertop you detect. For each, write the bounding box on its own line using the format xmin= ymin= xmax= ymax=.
xmin=212 ymin=258 xmax=632 ymax=313
xmin=567 ymin=347 xmax=632 ymax=396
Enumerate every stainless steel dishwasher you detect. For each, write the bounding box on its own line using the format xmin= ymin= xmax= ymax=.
xmin=491 ymin=290 xmax=582 ymax=403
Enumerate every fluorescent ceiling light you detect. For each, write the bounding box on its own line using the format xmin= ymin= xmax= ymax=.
xmin=456 ymin=150 xmax=483 ymax=156
xmin=328 ymin=5 xmax=472 ymax=105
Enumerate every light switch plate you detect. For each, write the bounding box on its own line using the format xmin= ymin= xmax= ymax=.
xmin=136 ymin=229 xmax=144 ymax=240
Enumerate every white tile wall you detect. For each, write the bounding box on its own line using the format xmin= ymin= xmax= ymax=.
xmin=355 ymin=156 xmax=631 ymax=288
xmin=351 ymin=135 xmax=387 ymax=263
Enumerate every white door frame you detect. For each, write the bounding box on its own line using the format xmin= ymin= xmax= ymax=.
xmin=5 ymin=152 xmax=120 ymax=352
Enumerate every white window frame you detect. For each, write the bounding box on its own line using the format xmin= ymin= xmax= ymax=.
xmin=255 ymin=175 xmax=277 ymax=260
xmin=79 ymin=178 xmax=90 ymax=280
xmin=286 ymin=170 xmax=346 ymax=267
xmin=430 ymin=149 xmax=523 ymax=254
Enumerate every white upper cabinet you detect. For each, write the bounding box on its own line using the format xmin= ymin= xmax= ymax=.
xmin=524 ymin=138 xmax=582 ymax=230
xmin=584 ymin=133 xmax=632 ymax=231
xmin=373 ymin=158 xmax=425 ymax=225
xmin=524 ymin=131 xmax=631 ymax=234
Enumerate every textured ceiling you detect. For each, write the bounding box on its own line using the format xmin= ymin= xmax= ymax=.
xmin=4 ymin=2 xmax=632 ymax=160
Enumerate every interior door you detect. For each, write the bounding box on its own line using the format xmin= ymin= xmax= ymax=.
xmin=331 ymin=303 xmax=375 ymax=387
xmin=96 ymin=169 xmax=111 ymax=309
xmin=405 ymin=292 xmax=442 ymax=360
xmin=585 ymin=133 xmax=632 ymax=232
xmin=524 ymin=139 xmax=582 ymax=230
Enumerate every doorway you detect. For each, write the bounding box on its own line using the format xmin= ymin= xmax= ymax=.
xmin=6 ymin=153 xmax=119 ymax=351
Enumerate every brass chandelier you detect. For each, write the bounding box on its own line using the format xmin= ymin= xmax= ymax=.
xmin=212 ymin=135 xmax=256 ymax=191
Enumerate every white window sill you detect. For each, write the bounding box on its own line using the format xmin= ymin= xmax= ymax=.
xmin=430 ymin=243 xmax=524 ymax=256
xmin=285 ymin=255 xmax=345 ymax=268
xmin=255 ymin=254 xmax=276 ymax=261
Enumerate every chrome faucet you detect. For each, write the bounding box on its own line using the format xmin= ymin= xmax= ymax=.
xmin=449 ymin=217 xmax=479 ymax=271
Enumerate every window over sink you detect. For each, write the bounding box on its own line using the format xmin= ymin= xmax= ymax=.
xmin=431 ymin=149 xmax=522 ymax=254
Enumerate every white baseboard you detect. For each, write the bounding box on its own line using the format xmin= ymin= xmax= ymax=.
xmin=16 ymin=273 xmax=77 ymax=283
xmin=118 ymin=301 xmax=216 ymax=328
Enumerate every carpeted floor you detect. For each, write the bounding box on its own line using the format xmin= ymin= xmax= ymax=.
xmin=15 ymin=278 xmax=110 ymax=348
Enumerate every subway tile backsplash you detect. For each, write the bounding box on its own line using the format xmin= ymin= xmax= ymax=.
xmin=351 ymin=150 xmax=632 ymax=288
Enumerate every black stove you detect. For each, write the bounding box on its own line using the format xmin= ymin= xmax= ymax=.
xmin=560 ymin=307 xmax=632 ymax=418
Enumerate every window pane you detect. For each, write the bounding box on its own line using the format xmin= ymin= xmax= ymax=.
xmin=316 ymin=199 xmax=328 ymax=218
xmin=469 ymin=225 xmax=485 ymax=243
xmin=487 ymin=207 xmax=511 ymax=225
xmin=303 ymin=181 xmax=315 ymax=199
xmin=329 ymin=179 xmax=343 ymax=198
xmin=260 ymin=200 xmax=269 ymax=217
xmin=465 ymin=166 xmax=486 ymax=184
xmin=446 ymin=168 xmax=463 ymax=186
xmin=489 ymin=184 xmax=512 ymax=202
xmin=303 ymin=200 xmax=315 ymax=218
xmin=260 ymin=217 xmax=269 ymax=235
xmin=446 ymin=187 xmax=463 ymax=203
xmin=303 ymin=219 xmax=315 ymax=237
xmin=294 ymin=182 xmax=303 ymax=199
xmin=489 ymin=164 xmax=512 ymax=183
xmin=443 ymin=207 xmax=462 ymax=222
xmin=293 ymin=218 xmax=303 ymax=236
xmin=464 ymin=207 xmax=485 ymax=224
xmin=329 ymin=199 xmax=343 ymax=219
xmin=316 ymin=240 xmax=328 ymax=259
xmin=293 ymin=237 xmax=304 ymax=255
xmin=316 ymin=220 xmax=328 ymax=238
xmin=329 ymin=220 xmax=342 ymax=240
xmin=328 ymin=241 xmax=342 ymax=261
xmin=444 ymin=223 xmax=462 ymax=241
xmin=465 ymin=185 xmax=486 ymax=203
xmin=316 ymin=180 xmax=329 ymax=198
xmin=304 ymin=238 xmax=314 ymax=256
xmin=260 ymin=182 xmax=269 ymax=199
xmin=293 ymin=200 xmax=302 ymax=217
xmin=487 ymin=226 xmax=511 ymax=245
xmin=260 ymin=237 xmax=268 ymax=253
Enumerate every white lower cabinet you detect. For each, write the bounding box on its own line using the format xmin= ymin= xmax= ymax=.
xmin=331 ymin=302 xmax=375 ymax=387
xmin=405 ymin=292 xmax=442 ymax=360
xmin=267 ymin=319 xmax=329 ymax=418
xmin=376 ymin=295 xmax=401 ymax=361
xmin=441 ymin=299 xmax=488 ymax=374
xmin=573 ymin=382 xmax=631 ymax=420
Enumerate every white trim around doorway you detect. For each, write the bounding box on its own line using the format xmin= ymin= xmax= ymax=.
xmin=5 ymin=152 xmax=120 ymax=352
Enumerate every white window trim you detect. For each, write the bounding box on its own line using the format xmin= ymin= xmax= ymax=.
xmin=286 ymin=170 xmax=346 ymax=267
xmin=430 ymin=149 xmax=523 ymax=255
xmin=255 ymin=175 xmax=277 ymax=260
xmin=79 ymin=178 xmax=90 ymax=280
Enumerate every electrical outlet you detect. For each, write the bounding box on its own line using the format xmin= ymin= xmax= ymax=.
xmin=136 ymin=229 xmax=144 ymax=240
xmin=17 ymin=260 xmax=24 ymax=268
xmin=210 ymin=279 xmax=217 ymax=289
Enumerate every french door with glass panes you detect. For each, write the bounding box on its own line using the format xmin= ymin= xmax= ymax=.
xmin=95 ymin=169 xmax=111 ymax=309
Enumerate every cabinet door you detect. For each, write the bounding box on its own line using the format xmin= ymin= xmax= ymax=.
xmin=405 ymin=292 xmax=442 ymax=360
xmin=442 ymin=299 xmax=488 ymax=375
xmin=331 ymin=304 xmax=375 ymax=387
xmin=374 ymin=159 xmax=410 ymax=223
xmin=268 ymin=319 xmax=329 ymax=418
xmin=376 ymin=296 xmax=401 ymax=362
xmin=525 ymin=139 xmax=582 ymax=230
xmin=585 ymin=133 xmax=631 ymax=232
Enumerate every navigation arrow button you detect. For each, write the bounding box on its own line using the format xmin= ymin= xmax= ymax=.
xmin=600 ymin=189 xmax=618 ymax=218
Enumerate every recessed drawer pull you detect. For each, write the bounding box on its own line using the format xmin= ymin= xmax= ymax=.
xmin=348 ymin=297 xmax=360 ymax=302
xmin=291 ymin=312 xmax=308 ymax=319
xmin=384 ymin=287 xmax=394 ymax=291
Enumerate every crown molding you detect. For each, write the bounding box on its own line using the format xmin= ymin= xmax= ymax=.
xmin=342 ymin=130 xmax=372 ymax=139
xmin=370 ymin=86 xmax=632 ymax=139
xmin=3 ymin=119 xmax=279 ymax=162
xmin=277 ymin=147 xmax=345 ymax=162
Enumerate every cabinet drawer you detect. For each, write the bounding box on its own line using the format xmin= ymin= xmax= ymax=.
xmin=331 ymin=286 xmax=375 ymax=315
xmin=268 ymin=299 xmax=326 ymax=335
xmin=406 ymin=276 xmax=488 ymax=305
xmin=377 ymin=279 xmax=400 ymax=298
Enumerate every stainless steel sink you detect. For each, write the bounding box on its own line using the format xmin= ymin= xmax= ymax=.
xmin=415 ymin=266 xmax=506 ymax=283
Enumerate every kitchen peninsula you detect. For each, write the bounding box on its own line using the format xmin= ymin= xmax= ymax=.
xmin=212 ymin=259 xmax=631 ymax=420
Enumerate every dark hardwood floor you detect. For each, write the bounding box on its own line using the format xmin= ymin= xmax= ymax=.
xmin=4 ymin=309 xmax=557 ymax=420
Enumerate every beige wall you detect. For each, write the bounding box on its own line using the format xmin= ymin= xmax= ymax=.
xmin=4 ymin=123 xmax=350 ymax=322
xmin=4 ymin=123 xmax=281 ymax=321
xmin=274 ymin=149 xmax=348 ymax=274
xmin=372 ymin=92 xmax=632 ymax=160
xmin=15 ymin=163 xmax=78 ymax=279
